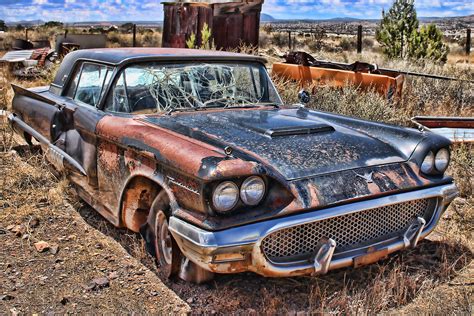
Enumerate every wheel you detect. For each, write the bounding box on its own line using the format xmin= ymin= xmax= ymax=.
xmin=140 ymin=190 xmax=214 ymax=283
xmin=140 ymin=191 xmax=181 ymax=277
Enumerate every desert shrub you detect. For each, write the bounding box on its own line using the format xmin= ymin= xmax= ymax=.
xmin=186 ymin=23 xmax=213 ymax=49
xmin=142 ymin=31 xmax=161 ymax=47
xmin=449 ymin=143 xmax=473 ymax=198
xmin=338 ymin=37 xmax=356 ymax=51
xmin=304 ymin=29 xmax=326 ymax=52
xmin=271 ymin=32 xmax=289 ymax=48
xmin=362 ymin=37 xmax=374 ymax=49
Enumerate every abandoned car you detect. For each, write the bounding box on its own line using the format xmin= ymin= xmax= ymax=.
xmin=9 ymin=48 xmax=458 ymax=282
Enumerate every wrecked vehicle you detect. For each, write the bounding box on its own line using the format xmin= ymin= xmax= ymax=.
xmin=272 ymin=51 xmax=405 ymax=101
xmin=8 ymin=48 xmax=458 ymax=283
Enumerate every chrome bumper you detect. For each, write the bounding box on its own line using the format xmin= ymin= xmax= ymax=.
xmin=169 ymin=183 xmax=458 ymax=277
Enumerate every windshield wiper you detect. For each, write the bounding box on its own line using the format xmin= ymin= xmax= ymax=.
xmin=166 ymin=107 xmax=199 ymax=115
xmin=223 ymin=102 xmax=280 ymax=109
xmin=167 ymin=102 xmax=280 ymax=115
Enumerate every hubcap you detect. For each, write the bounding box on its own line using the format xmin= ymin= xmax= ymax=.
xmin=159 ymin=215 xmax=173 ymax=265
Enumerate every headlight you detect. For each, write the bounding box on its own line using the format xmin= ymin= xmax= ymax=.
xmin=435 ymin=148 xmax=450 ymax=172
xmin=240 ymin=176 xmax=266 ymax=206
xmin=420 ymin=151 xmax=435 ymax=174
xmin=212 ymin=181 xmax=239 ymax=212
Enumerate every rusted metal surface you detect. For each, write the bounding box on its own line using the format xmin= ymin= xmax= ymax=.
xmin=413 ymin=116 xmax=474 ymax=129
xmin=162 ymin=3 xmax=213 ymax=48
xmin=8 ymin=48 xmax=458 ymax=280
xmin=0 ymin=48 xmax=55 ymax=78
xmin=273 ymin=52 xmax=405 ymax=101
xmin=413 ymin=116 xmax=474 ymax=143
xmin=55 ymin=34 xmax=107 ymax=52
xmin=162 ymin=0 xmax=263 ymax=50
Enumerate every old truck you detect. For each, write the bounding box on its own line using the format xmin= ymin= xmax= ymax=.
xmin=8 ymin=48 xmax=458 ymax=283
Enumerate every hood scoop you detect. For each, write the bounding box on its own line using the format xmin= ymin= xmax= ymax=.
xmin=239 ymin=115 xmax=334 ymax=138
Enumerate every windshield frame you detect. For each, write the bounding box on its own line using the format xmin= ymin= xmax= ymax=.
xmin=100 ymin=60 xmax=283 ymax=114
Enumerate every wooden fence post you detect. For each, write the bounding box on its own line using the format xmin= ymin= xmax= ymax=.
xmin=467 ymin=28 xmax=471 ymax=56
xmin=132 ymin=24 xmax=137 ymax=47
xmin=357 ymin=25 xmax=362 ymax=54
xmin=288 ymin=31 xmax=292 ymax=51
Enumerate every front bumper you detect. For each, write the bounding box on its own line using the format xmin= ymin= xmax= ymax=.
xmin=169 ymin=183 xmax=458 ymax=277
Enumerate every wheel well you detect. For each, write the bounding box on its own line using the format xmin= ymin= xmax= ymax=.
xmin=120 ymin=176 xmax=162 ymax=232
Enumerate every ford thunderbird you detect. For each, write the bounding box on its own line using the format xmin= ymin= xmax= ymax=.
xmin=8 ymin=48 xmax=458 ymax=283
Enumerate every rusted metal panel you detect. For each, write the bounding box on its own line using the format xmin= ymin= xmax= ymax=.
xmin=162 ymin=0 xmax=263 ymax=50
xmin=162 ymin=3 xmax=213 ymax=48
xmin=413 ymin=116 xmax=474 ymax=143
xmin=55 ymin=34 xmax=107 ymax=51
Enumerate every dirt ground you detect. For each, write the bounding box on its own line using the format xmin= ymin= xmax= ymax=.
xmin=0 ymin=116 xmax=473 ymax=314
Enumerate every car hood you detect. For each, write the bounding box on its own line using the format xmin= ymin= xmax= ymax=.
xmin=143 ymin=108 xmax=424 ymax=180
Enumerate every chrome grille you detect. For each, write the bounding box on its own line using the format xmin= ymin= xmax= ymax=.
xmin=261 ymin=198 xmax=433 ymax=263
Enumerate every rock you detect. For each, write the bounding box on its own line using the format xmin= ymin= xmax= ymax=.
xmin=95 ymin=243 xmax=103 ymax=249
xmin=11 ymin=225 xmax=25 ymax=237
xmin=186 ymin=297 xmax=194 ymax=304
xmin=1 ymin=294 xmax=14 ymax=301
xmin=108 ymin=271 xmax=119 ymax=280
xmin=34 ymin=241 xmax=50 ymax=253
xmin=29 ymin=218 xmax=40 ymax=228
xmin=6 ymin=224 xmax=15 ymax=231
xmin=88 ymin=277 xmax=110 ymax=290
xmin=49 ymin=244 xmax=59 ymax=255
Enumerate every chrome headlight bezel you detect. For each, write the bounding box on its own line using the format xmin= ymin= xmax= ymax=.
xmin=212 ymin=181 xmax=239 ymax=213
xmin=240 ymin=176 xmax=266 ymax=206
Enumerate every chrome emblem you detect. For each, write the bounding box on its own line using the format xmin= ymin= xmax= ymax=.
xmin=355 ymin=171 xmax=374 ymax=184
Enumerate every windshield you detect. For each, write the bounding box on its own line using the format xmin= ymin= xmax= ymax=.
xmin=105 ymin=62 xmax=282 ymax=114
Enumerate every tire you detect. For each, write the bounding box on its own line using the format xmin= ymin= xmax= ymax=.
xmin=141 ymin=190 xmax=181 ymax=278
xmin=140 ymin=190 xmax=214 ymax=283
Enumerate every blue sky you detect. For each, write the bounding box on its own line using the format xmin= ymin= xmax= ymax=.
xmin=0 ymin=0 xmax=473 ymax=22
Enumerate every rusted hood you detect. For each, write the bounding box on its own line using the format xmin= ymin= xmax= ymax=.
xmin=144 ymin=108 xmax=424 ymax=180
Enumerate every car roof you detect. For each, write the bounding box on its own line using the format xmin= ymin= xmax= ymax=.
xmin=51 ymin=48 xmax=267 ymax=91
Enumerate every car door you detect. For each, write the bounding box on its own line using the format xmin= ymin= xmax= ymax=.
xmin=59 ymin=62 xmax=113 ymax=187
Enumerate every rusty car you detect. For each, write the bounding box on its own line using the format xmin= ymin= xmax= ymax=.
xmin=8 ymin=48 xmax=458 ymax=283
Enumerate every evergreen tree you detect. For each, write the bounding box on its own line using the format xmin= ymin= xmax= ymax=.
xmin=0 ymin=20 xmax=7 ymax=31
xmin=376 ymin=0 xmax=419 ymax=58
xmin=408 ymin=24 xmax=449 ymax=62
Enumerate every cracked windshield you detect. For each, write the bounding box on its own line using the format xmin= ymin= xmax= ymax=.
xmin=105 ymin=62 xmax=282 ymax=114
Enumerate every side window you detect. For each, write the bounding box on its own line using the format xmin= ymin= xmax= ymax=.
xmin=105 ymin=66 xmax=158 ymax=113
xmin=65 ymin=66 xmax=81 ymax=98
xmin=67 ymin=63 xmax=112 ymax=107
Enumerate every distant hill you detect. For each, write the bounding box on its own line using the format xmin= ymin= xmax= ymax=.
xmin=261 ymin=14 xmax=276 ymax=22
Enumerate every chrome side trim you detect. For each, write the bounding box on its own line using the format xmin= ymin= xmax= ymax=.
xmin=8 ymin=113 xmax=87 ymax=175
